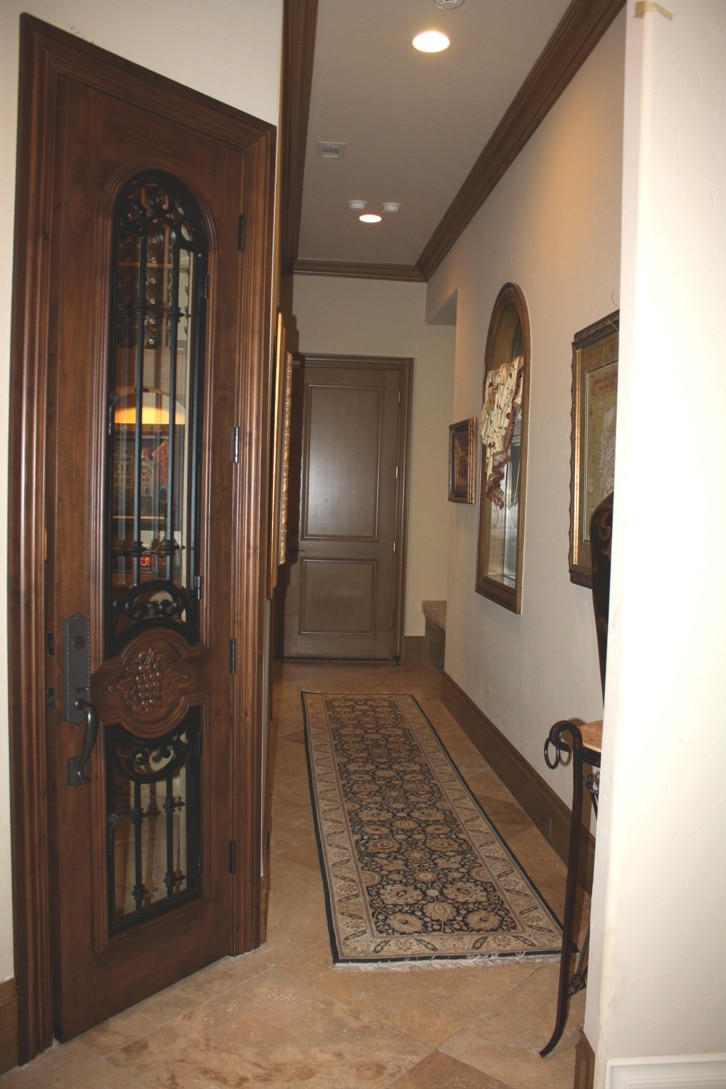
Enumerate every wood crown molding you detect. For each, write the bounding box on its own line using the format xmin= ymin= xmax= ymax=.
xmin=417 ymin=0 xmax=625 ymax=279
xmin=293 ymin=259 xmax=425 ymax=283
xmin=283 ymin=0 xmax=625 ymax=283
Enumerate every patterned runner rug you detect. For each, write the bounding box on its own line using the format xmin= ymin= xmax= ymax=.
xmin=302 ymin=692 xmax=562 ymax=966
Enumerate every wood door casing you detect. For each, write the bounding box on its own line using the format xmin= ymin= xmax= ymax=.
xmin=283 ymin=356 xmax=411 ymax=660
xmin=8 ymin=17 xmax=275 ymax=1059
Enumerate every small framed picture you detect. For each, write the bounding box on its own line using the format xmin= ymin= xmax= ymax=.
xmin=448 ymin=418 xmax=477 ymax=504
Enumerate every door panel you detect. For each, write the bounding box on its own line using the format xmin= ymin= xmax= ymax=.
xmin=46 ymin=76 xmax=238 ymax=1043
xmin=305 ymin=383 xmax=383 ymax=537
xmin=7 ymin=18 xmax=273 ymax=1050
xmin=284 ymin=357 xmax=410 ymax=660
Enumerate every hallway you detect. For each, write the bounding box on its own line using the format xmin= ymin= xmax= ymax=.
xmin=1 ymin=661 xmax=587 ymax=1088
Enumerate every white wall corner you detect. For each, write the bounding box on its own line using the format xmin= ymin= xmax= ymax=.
xmin=606 ymin=1054 xmax=726 ymax=1089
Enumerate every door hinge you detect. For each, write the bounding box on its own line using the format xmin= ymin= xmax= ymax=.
xmin=194 ymin=852 xmax=203 ymax=877
xmin=228 ymin=840 xmax=237 ymax=875
xmin=193 ymin=574 xmax=202 ymax=600
xmin=46 ymin=686 xmax=55 ymax=710
xmin=395 ymin=465 xmax=399 ymax=479
xmin=229 ymin=637 xmax=237 ymax=675
xmin=47 ymin=632 xmax=55 ymax=656
xmin=237 ymin=214 xmax=246 ymax=252
xmin=393 ymin=539 xmax=397 ymax=553
xmin=231 ymin=424 xmax=240 ymax=463
xmin=201 ymin=273 xmax=210 ymax=300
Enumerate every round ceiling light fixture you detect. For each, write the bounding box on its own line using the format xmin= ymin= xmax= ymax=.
xmin=412 ymin=29 xmax=450 ymax=53
xmin=359 ymin=212 xmax=382 ymax=224
xmin=433 ymin=0 xmax=465 ymax=8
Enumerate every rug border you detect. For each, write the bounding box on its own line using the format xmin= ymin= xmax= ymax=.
xmin=301 ymin=690 xmax=563 ymax=968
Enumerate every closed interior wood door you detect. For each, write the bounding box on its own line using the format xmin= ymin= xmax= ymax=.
xmin=8 ymin=18 xmax=273 ymax=1050
xmin=283 ymin=356 xmax=411 ymax=660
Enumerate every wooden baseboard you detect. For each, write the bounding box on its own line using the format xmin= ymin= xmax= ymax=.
xmin=402 ymin=635 xmax=425 ymax=664
xmin=574 ymin=1030 xmax=595 ymax=1089
xmin=441 ymin=671 xmax=595 ymax=890
xmin=0 ymin=978 xmax=18 ymax=1076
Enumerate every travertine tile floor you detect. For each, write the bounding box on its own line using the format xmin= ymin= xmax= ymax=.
xmin=2 ymin=661 xmax=588 ymax=1088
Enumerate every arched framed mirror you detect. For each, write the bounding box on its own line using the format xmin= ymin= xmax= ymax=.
xmin=476 ymin=283 xmax=531 ymax=612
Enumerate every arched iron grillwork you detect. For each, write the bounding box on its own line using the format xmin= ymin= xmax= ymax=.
xmin=105 ymin=172 xmax=207 ymax=655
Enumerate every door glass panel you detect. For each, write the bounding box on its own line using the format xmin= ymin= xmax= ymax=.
xmin=104 ymin=173 xmax=207 ymax=934
xmin=106 ymin=173 xmax=207 ymax=654
xmin=106 ymin=711 xmax=201 ymax=933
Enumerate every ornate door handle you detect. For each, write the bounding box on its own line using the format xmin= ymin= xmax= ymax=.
xmin=67 ymin=697 xmax=99 ymax=787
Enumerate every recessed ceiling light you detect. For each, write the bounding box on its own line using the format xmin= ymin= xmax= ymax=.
xmin=348 ymin=199 xmax=367 ymax=211
xmin=433 ymin=0 xmax=465 ymax=9
xmin=382 ymin=202 xmax=400 ymax=214
xmin=412 ymin=29 xmax=450 ymax=53
xmin=359 ymin=212 xmax=382 ymax=224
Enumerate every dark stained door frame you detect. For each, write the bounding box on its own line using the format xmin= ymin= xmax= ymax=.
xmin=7 ymin=16 xmax=275 ymax=1061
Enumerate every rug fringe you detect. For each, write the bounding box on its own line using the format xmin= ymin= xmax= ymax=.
xmin=333 ymin=953 xmax=559 ymax=972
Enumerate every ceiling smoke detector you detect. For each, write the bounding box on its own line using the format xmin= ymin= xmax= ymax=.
xmin=433 ymin=0 xmax=465 ymax=8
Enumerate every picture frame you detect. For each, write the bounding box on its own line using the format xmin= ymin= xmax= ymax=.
xmin=276 ymin=349 xmax=294 ymax=568
xmin=476 ymin=283 xmax=531 ymax=613
xmin=267 ymin=310 xmax=286 ymax=598
xmin=448 ymin=418 xmax=477 ymax=503
xmin=569 ymin=310 xmax=619 ymax=587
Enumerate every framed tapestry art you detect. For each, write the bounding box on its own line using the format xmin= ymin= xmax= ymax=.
xmin=569 ymin=310 xmax=619 ymax=587
xmin=476 ymin=283 xmax=531 ymax=613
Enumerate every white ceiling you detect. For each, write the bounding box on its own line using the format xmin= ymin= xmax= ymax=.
xmin=296 ymin=0 xmax=573 ymax=271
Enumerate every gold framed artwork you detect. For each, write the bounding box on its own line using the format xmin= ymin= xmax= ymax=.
xmin=569 ymin=310 xmax=619 ymax=587
xmin=448 ymin=418 xmax=477 ymax=503
xmin=268 ymin=311 xmax=294 ymax=598
xmin=277 ymin=350 xmax=294 ymax=566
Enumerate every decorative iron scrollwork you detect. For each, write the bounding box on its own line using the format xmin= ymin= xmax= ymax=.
xmin=105 ymin=713 xmax=201 ymax=933
xmin=108 ymin=720 xmax=191 ymax=784
xmin=121 ymin=579 xmax=188 ymax=623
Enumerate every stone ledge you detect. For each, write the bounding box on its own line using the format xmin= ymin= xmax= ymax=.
xmin=422 ymin=600 xmax=446 ymax=631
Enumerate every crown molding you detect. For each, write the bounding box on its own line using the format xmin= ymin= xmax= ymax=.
xmin=293 ymin=259 xmax=425 ymax=283
xmin=283 ymin=0 xmax=625 ymax=283
xmin=417 ymin=0 xmax=625 ymax=280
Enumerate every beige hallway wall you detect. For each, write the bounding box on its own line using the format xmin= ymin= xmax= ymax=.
xmin=425 ymin=13 xmax=625 ymax=809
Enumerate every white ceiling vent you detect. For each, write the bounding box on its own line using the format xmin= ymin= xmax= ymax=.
xmin=317 ymin=141 xmax=346 ymax=160
xmin=433 ymin=0 xmax=466 ymax=8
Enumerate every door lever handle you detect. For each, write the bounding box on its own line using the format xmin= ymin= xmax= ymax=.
xmin=68 ymin=697 xmax=99 ymax=787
